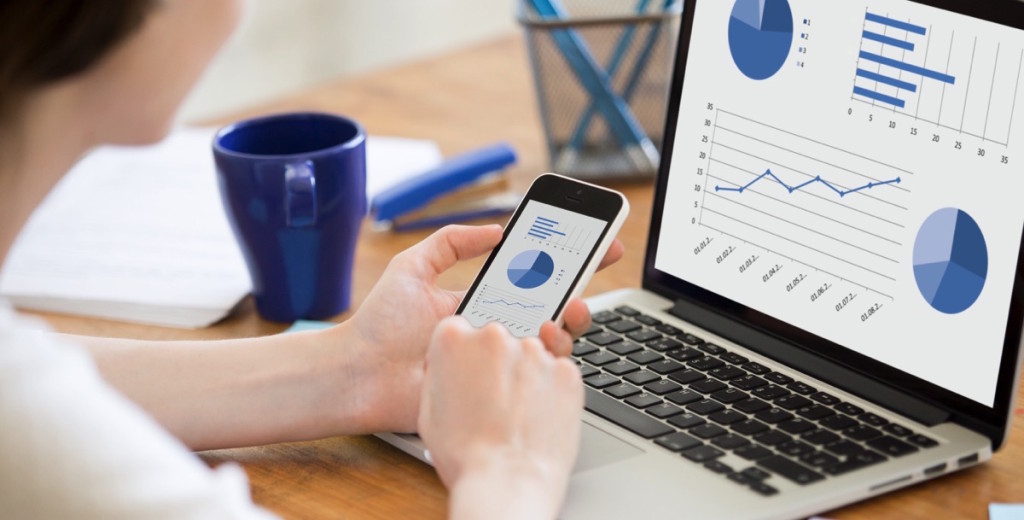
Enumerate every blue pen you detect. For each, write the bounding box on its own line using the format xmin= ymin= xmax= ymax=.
xmin=529 ymin=0 xmax=659 ymax=172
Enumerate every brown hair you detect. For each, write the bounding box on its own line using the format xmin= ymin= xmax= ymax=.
xmin=0 ymin=1 xmax=157 ymax=121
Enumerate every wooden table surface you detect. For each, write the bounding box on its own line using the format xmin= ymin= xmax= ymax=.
xmin=37 ymin=37 xmax=1023 ymax=519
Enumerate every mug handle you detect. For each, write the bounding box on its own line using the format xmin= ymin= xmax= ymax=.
xmin=284 ymin=161 xmax=317 ymax=227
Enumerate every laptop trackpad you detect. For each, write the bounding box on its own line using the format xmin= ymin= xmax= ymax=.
xmin=573 ymin=423 xmax=644 ymax=474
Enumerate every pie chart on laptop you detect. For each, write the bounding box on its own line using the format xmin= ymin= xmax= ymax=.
xmin=508 ymin=250 xmax=554 ymax=290
xmin=728 ymin=0 xmax=794 ymax=80
xmin=912 ymin=208 xmax=988 ymax=314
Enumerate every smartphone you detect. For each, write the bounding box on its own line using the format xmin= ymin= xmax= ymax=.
xmin=457 ymin=173 xmax=629 ymax=338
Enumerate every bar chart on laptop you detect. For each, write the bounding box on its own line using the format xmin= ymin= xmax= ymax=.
xmin=852 ymin=9 xmax=1024 ymax=147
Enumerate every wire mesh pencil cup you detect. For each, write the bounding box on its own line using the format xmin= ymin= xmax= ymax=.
xmin=519 ymin=0 xmax=682 ymax=182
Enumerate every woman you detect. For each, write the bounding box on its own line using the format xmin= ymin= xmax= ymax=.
xmin=0 ymin=1 xmax=623 ymax=518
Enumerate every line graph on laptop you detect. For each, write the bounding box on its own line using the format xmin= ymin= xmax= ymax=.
xmin=692 ymin=107 xmax=914 ymax=303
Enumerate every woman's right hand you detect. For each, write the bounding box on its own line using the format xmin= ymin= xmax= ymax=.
xmin=418 ymin=317 xmax=584 ymax=520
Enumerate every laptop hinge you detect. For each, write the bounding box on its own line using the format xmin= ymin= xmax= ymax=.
xmin=668 ymin=298 xmax=950 ymax=426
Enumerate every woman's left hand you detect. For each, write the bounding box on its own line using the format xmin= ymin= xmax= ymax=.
xmin=342 ymin=224 xmax=623 ymax=433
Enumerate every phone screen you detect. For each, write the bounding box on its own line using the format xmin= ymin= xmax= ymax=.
xmin=461 ymin=199 xmax=609 ymax=337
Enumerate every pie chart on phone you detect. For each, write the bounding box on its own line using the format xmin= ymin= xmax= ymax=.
xmin=508 ymin=250 xmax=555 ymax=289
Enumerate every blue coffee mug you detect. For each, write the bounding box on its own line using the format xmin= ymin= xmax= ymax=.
xmin=213 ymin=112 xmax=366 ymax=322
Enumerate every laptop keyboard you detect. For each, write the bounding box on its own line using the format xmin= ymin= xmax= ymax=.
xmin=575 ymin=306 xmax=939 ymax=497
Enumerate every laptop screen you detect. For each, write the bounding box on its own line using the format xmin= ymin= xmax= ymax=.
xmin=654 ymin=0 xmax=1024 ymax=407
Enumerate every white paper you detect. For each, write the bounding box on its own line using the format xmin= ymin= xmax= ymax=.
xmin=365 ymin=136 xmax=443 ymax=202
xmin=0 ymin=127 xmax=250 ymax=328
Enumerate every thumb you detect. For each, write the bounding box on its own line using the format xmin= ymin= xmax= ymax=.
xmin=399 ymin=224 xmax=503 ymax=280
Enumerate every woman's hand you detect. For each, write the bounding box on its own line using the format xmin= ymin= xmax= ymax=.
xmin=418 ymin=317 xmax=583 ymax=520
xmin=344 ymin=224 xmax=622 ymax=433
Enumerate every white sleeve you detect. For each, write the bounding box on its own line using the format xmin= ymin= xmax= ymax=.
xmin=0 ymin=306 xmax=278 ymax=520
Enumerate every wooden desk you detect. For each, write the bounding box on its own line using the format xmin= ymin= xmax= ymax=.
xmin=38 ymin=38 xmax=1023 ymax=519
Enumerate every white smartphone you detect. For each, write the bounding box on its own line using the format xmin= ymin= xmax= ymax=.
xmin=457 ymin=173 xmax=629 ymax=337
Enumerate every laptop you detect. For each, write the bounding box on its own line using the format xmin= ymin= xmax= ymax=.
xmin=380 ymin=0 xmax=1024 ymax=517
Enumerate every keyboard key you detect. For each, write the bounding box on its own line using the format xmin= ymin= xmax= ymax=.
xmin=843 ymin=424 xmax=883 ymax=442
xmin=667 ymin=369 xmax=706 ymax=385
xmin=604 ymin=360 xmax=640 ymax=376
xmin=635 ymin=315 xmax=661 ymax=326
xmin=819 ymin=414 xmax=858 ymax=431
xmin=644 ymin=379 xmax=683 ymax=395
xmin=823 ymin=440 xmax=866 ymax=457
xmin=796 ymin=405 xmax=835 ymax=420
xmin=584 ymin=388 xmax=673 ymax=439
xmin=731 ymin=419 xmax=769 ymax=436
xmin=607 ymin=341 xmax=643 ymax=356
xmin=614 ymin=305 xmax=640 ymax=317
xmin=810 ymin=392 xmax=840 ymax=405
xmin=687 ymin=399 xmax=725 ymax=415
xmin=753 ymin=430 xmax=792 ymax=447
xmin=584 ymin=373 xmax=620 ymax=389
xmin=859 ymin=412 xmax=889 ymax=427
xmin=764 ymin=372 xmax=795 ymax=385
xmin=740 ymin=467 xmax=771 ymax=481
xmin=709 ymin=365 xmax=746 ymax=381
xmin=719 ymin=352 xmax=749 ymax=365
xmin=666 ymin=390 xmax=703 ymax=406
xmin=735 ymin=444 xmax=774 ymax=461
xmin=646 ymin=403 xmax=684 ymax=419
xmin=604 ymin=383 xmax=641 ymax=399
xmin=647 ymin=337 xmax=683 ymax=352
xmin=579 ymin=364 xmax=600 ymax=378
xmin=712 ymin=433 xmax=751 ymax=450
xmin=572 ymin=341 xmax=597 ymax=357
xmin=582 ymin=324 xmax=602 ymax=337
xmin=709 ymin=409 xmax=747 ymax=425
xmin=834 ymin=402 xmax=865 ymax=416
xmin=882 ymin=423 xmax=913 ymax=437
xmin=681 ymin=333 xmax=706 ymax=346
xmin=757 ymin=455 xmax=825 ymax=485
xmin=822 ymin=449 xmax=887 ymax=476
xmin=775 ymin=395 xmax=814 ymax=411
xmin=583 ymin=351 xmax=619 ymax=367
xmin=626 ymin=350 xmax=663 ymax=365
xmin=752 ymin=384 xmax=790 ymax=400
xmin=690 ymin=379 xmax=728 ymax=394
xmin=907 ymin=434 xmax=939 ymax=448
xmin=649 ymin=360 xmax=685 ymax=374
xmin=607 ymin=320 xmax=641 ymax=334
xmin=591 ymin=311 xmax=620 ymax=324
xmin=866 ymin=435 xmax=919 ymax=457
xmin=741 ymin=362 xmax=771 ymax=375
xmin=710 ymin=388 xmax=749 ymax=404
xmin=697 ymin=342 xmax=724 ymax=354
xmin=681 ymin=445 xmax=725 ymax=463
xmin=801 ymin=429 xmax=841 ymax=446
xmin=749 ymin=482 xmax=779 ymax=496
xmin=733 ymin=398 xmax=771 ymax=414
xmin=778 ymin=440 xmax=816 ymax=458
xmin=586 ymin=332 xmax=622 ymax=346
xmin=666 ymin=347 xmax=704 ymax=362
xmin=777 ymin=418 xmax=816 ymax=435
xmin=624 ymin=370 xmax=661 ymax=386
xmin=655 ymin=324 xmax=683 ymax=336
xmin=755 ymin=408 xmax=794 ymax=425
xmin=626 ymin=329 xmax=661 ymax=344
xmin=787 ymin=381 xmax=816 ymax=395
xmin=690 ymin=423 xmax=728 ymax=439
xmin=668 ymin=412 xmax=706 ymax=429
xmin=688 ymin=356 xmax=725 ymax=372
xmin=800 ymin=450 xmax=840 ymax=468
xmin=655 ymin=431 xmax=701 ymax=452
xmin=704 ymin=460 xmax=734 ymax=474
xmin=731 ymin=374 xmax=769 ymax=390
xmin=625 ymin=392 xmax=662 ymax=409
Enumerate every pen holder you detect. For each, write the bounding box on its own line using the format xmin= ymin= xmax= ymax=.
xmin=519 ymin=0 xmax=681 ymax=182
